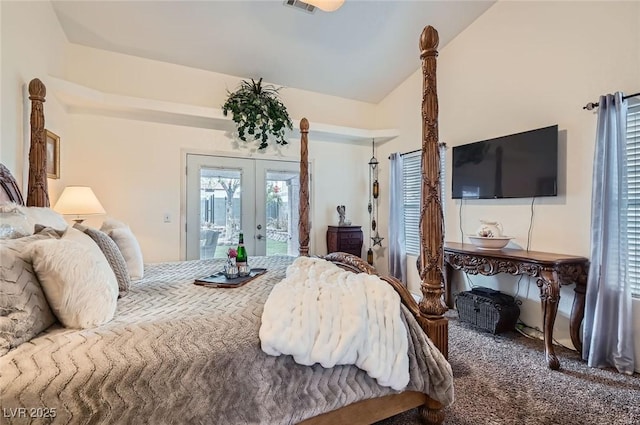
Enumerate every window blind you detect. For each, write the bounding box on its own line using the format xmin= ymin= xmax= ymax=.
xmin=627 ymin=103 xmax=640 ymax=297
xmin=402 ymin=147 xmax=446 ymax=256
xmin=403 ymin=152 xmax=421 ymax=256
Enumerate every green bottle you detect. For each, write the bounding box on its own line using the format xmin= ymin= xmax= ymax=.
xmin=236 ymin=232 xmax=247 ymax=267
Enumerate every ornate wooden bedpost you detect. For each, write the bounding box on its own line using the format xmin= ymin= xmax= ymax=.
xmin=26 ymin=78 xmax=50 ymax=207
xmin=299 ymin=118 xmax=310 ymax=256
xmin=417 ymin=26 xmax=448 ymax=358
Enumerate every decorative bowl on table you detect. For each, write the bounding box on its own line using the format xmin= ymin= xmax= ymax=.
xmin=467 ymin=235 xmax=513 ymax=250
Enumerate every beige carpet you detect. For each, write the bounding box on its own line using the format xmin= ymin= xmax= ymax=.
xmin=377 ymin=313 xmax=639 ymax=425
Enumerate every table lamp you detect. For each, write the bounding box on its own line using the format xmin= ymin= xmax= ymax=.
xmin=305 ymin=0 xmax=344 ymax=12
xmin=53 ymin=186 xmax=106 ymax=223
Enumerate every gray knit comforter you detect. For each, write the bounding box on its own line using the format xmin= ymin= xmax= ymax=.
xmin=1 ymin=256 xmax=453 ymax=424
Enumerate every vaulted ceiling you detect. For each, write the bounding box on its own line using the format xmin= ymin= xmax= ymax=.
xmin=51 ymin=0 xmax=494 ymax=103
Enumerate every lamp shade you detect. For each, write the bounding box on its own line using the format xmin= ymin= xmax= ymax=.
xmin=53 ymin=186 xmax=106 ymax=222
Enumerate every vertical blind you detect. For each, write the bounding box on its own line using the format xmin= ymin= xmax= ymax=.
xmin=402 ymin=147 xmax=446 ymax=256
xmin=627 ymin=103 xmax=640 ymax=297
xmin=402 ymin=152 xmax=421 ymax=256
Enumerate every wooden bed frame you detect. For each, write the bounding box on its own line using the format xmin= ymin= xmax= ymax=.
xmin=8 ymin=25 xmax=448 ymax=425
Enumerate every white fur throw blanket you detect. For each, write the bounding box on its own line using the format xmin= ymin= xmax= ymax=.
xmin=260 ymin=256 xmax=409 ymax=390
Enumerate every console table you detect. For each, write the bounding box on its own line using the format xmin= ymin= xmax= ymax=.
xmin=443 ymin=242 xmax=589 ymax=370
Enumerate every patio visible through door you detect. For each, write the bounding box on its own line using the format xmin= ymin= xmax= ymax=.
xmin=185 ymin=154 xmax=301 ymax=260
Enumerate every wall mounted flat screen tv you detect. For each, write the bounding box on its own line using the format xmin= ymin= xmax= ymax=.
xmin=452 ymin=125 xmax=558 ymax=199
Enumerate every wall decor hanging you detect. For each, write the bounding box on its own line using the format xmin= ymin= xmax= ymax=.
xmin=367 ymin=139 xmax=383 ymax=265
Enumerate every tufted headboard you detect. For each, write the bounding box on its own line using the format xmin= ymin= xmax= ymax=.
xmin=0 ymin=163 xmax=25 ymax=205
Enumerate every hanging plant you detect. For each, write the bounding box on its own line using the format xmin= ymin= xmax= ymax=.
xmin=222 ymin=78 xmax=293 ymax=150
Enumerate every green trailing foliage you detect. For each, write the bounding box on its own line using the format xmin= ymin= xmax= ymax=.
xmin=222 ymin=78 xmax=293 ymax=150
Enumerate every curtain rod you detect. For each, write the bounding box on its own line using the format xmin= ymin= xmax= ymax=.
xmin=388 ymin=143 xmax=447 ymax=160
xmin=583 ymin=92 xmax=640 ymax=110
xmin=388 ymin=149 xmax=419 ymax=160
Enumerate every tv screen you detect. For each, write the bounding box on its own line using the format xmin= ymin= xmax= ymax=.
xmin=452 ymin=125 xmax=558 ymax=199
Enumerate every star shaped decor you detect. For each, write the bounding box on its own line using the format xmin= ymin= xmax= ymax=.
xmin=372 ymin=232 xmax=384 ymax=247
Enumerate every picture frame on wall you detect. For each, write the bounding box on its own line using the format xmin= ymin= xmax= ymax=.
xmin=45 ymin=129 xmax=60 ymax=179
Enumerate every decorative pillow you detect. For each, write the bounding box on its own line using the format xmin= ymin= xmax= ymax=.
xmin=62 ymin=226 xmax=106 ymax=260
xmin=34 ymin=224 xmax=65 ymax=237
xmin=0 ymin=210 xmax=30 ymax=239
xmin=100 ymin=220 xmax=144 ymax=280
xmin=0 ymin=203 xmax=67 ymax=233
xmin=0 ymin=227 xmax=61 ymax=355
xmin=0 ymin=203 xmax=20 ymax=213
xmin=61 ymin=225 xmax=128 ymax=297
xmin=74 ymin=223 xmax=130 ymax=296
xmin=28 ymin=238 xmax=119 ymax=329
xmin=100 ymin=218 xmax=127 ymax=233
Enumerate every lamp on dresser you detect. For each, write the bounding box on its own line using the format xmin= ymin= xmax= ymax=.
xmin=53 ymin=186 xmax=106 ymax=224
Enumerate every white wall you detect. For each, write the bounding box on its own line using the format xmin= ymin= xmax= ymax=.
xmin=377 ymin=0 xmax=640 ymax=370
xmin=64 ymin=44 xmax=377 ymax=131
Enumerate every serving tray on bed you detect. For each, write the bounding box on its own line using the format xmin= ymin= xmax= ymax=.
xmin=193 ymin=268 xmax=267 ymax=288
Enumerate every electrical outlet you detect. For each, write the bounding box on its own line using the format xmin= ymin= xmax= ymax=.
xmin=163 ymin=213 xmax=171 ymax=223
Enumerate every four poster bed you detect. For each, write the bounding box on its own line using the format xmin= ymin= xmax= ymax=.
xmin=0 ymin=27 xmax=450 ymax=424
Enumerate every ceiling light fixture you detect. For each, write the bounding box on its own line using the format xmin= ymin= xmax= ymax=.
xmin=304 ymin=0 xmax=345 ymax=12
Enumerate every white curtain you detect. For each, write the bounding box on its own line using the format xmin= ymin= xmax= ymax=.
xmin=388 ymin=153 xmax=406 ymax=285
xmin=583 ymin=92 xmax=635 ymax=374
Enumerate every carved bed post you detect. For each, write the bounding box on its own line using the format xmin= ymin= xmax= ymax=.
xmin=417 ymin=26 xmax=448 ymax=358
xmin=26 ymin=78 xmax=50 ymax=207
xmin=299 ymin=118 xmax=310 ymax=256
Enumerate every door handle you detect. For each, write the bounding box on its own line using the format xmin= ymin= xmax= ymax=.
xmin=256 ymin=234 xmax=264 ymax=240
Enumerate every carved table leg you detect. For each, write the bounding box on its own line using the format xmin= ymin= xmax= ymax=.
xmin=538 ymin=269 xmax=561 ymax=370
xmin=444 ymin=260 xmax=453 ymax=309
xmin=570 ymin=282 xmax=586 ymax=354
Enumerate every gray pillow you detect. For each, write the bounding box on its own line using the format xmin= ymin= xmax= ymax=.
xmin=0 ymin=227 xmax=61 ymax=355
xmin=100 ymin=220 xmax=144 ymax=281
xmin=74 ymin=223 xmax=130 ymax=296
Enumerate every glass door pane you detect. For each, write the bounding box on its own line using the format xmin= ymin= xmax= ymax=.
xmin=255 ymin=160 xmax=300 ymax=257
xmin=200 ymin=168 xmax=241 ymax=259
xmin=186 ymin=154 xmax=255 ymax=260
xmin=187 ymin=155 xmax=303 ymax=260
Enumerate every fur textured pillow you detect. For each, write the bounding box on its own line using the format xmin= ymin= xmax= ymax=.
xmin=28 ymin=239 xmax=119 ymax=329
xmin=62 ymin=226 xmax=106 ymax=261
xmin=0 ymin=227 xmax=61 ymax=355
xmin=100 ymin=220 xmax=144 ymax=280
xmin=74 ymin=223 xmax=130 ymax=296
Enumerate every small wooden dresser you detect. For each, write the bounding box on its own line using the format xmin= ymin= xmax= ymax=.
xmin=326 ymin=225 xmax=363 ymax=258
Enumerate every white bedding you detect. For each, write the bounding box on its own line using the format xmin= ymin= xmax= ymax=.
xmin=260 ymin=256 xmax=410 ymax=390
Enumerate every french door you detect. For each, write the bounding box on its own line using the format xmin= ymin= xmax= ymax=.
xmin=185 ymin=154 xmax=301 ymax=260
